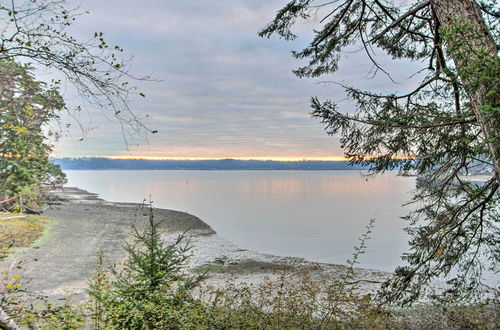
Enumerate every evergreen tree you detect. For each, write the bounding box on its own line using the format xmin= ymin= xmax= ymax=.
xmin=0 ymin=1 xmax=152 ymax=205
xmin=88 ymin=206 xmax=204 ymax=329
xmin=0 ymin=59 xmax=66 ymax=209
xmin=260 ymin=0 xmax=499 ymax=304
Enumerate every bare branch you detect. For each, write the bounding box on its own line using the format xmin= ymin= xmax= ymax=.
xmin=371 ymin=0 xmax=431 ymax=42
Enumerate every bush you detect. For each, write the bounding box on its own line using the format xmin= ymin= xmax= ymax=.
xmin=86 ymin=209 xmax=392 ymax=329
xmin=393 ymin=299 xmax=500 ymax=330
xmin=87 ymin=204 xmax=205 ymax=329
xmin=2 ymin=208 xmax=497 ymax=329
xmin=193 ymin=271 xmax=397 ymax=329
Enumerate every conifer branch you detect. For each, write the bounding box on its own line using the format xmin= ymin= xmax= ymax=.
xmin=371 ymin=0 xmax=431 ymax=42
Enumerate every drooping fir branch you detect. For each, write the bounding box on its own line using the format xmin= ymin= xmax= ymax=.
xmin=371 ymin=0 xmax=431 ymax=42
xmin=261 ymin=0 xmax=499 ymax=304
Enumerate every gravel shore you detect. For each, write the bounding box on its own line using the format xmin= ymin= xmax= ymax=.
xmin=0 ymin=187 xmax=390 ymax=300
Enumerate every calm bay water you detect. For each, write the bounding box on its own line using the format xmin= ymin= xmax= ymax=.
xmin=65 ymin=170 xmax=416 ymax=271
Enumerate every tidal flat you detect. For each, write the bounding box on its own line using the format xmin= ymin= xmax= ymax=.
xmin=0 ymin=187 xmax=390 ymax=301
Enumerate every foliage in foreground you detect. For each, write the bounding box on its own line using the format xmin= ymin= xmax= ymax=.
xmin=0 ymin=59 xmax=66 ymax=211
xmin=260 ymin=0 xmax=500 ymax=304
xmin=1 ymin=209 xmax=498 ymax=329
xmin=0 ymin=0 xmax=151 ymax=134
xmin=84 ymin=215 xmax=386 ymax=329
xmin=0 ymin=0 xmax=152 ymax=210
xmin=87 ymin=206 xmax=205 ymax=329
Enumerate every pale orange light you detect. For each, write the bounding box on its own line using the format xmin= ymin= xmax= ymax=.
xmin=0 ymin=153 xmax=36 ymax=158
xmin=107 ymin=155 xmax=349 ymax=161
xmin=106 ymin=155 xmax=415 ymax=161
xmin=350 ymin=155 xmax=415 ymax=161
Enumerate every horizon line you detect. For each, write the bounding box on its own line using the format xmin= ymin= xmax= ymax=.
xmin=53 ymin=156 xmax=350 ymax=161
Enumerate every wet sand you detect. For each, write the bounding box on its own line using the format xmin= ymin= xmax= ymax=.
xmin=0 ymin=187 xmax=390 ymax=299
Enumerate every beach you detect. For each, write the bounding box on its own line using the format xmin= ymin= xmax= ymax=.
xmin=0 ymin=187 xmax=390 ymax=300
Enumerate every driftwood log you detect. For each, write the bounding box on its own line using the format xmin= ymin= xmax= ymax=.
xmin=0 ymin=196 xmax=48 ymax=214
xmin=0 ymin=197 xmax=17 ymax=212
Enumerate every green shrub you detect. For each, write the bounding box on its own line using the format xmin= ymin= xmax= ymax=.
xmin=87 ymin=204 xmax=205 ymax=329
xmin=2 ymin=209 xmax=497 ymax=329
xmin=393 ymin=300 xmax=500 ymax=330
xmin=194 ymin=271 xmax=397 ymax=329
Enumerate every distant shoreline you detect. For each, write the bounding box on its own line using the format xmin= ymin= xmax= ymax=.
xmin=50 ymin=158 xmax=369 ymax=171
xmin=59 ymin=168 xmax=368 ymax=171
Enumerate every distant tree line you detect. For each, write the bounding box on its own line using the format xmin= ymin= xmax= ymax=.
xmin=50 ymin=158 xmax=368 ymax=171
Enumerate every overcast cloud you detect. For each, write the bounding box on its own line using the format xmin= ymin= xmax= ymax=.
xmin=53 ymin=0 xmax=422 ymax=159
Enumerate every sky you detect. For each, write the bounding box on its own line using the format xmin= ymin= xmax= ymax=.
xmin=53 ymin=0 xmax=421 ymax=160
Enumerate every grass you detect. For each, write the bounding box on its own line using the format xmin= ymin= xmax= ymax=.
xmin=0 ymin=212 xmax=52 ymax=255
xmin=2 ymin=208 xmax=497 ymax=329
xmin=192 ymin=262 xmax=225 ymax=274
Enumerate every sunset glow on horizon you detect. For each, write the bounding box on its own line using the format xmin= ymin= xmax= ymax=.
xmin=107 ymin=155 xmax=349 ymax=161
xmin=52 ymin=0 xmax=421 ymax=159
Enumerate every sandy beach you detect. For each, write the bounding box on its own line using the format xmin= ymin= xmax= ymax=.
xmin=0 ymin=187 xmax=390 ymax=300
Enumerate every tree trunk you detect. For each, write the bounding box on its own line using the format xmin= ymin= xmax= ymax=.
xmin=431 ymin=0 xmax=500 ymax=184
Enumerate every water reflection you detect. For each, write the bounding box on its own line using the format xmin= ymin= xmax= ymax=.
xmin=65 ymin=170 xmax=416 ymax=271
